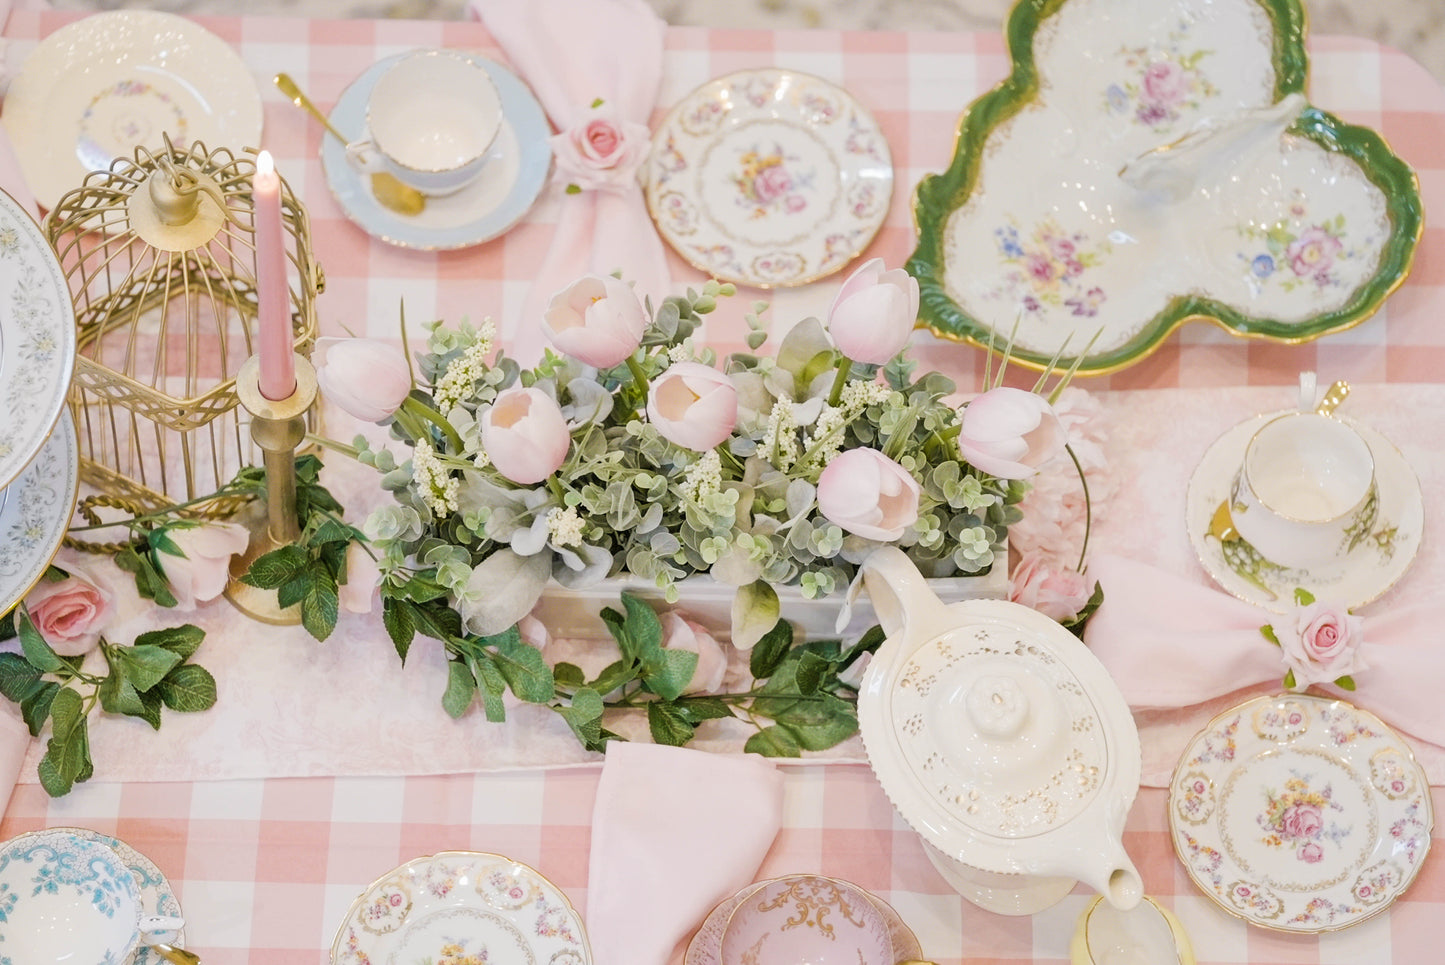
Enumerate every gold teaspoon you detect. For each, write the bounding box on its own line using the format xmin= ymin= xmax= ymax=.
xmin=149 ymin=943 xmax=201 ymax=965
xmin=273 ymin=73 xmax=427 ymax=218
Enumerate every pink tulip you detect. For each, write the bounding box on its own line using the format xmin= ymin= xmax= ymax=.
xmin=817 ymin=448 xmax=920 ymax=541
xmin=339 ymin=542 xmax=382 ymax=615
xmin=957 ymin=387 xmax=1067 ymax=480
xmin=314 ymin=337 xmax=412 ymax=423
xmin=647 ymin=362 xmax=738 ymax=451
xmin=542 ymin=275 xmax=648 ymax=369
xmin=157 ymin=521 xmax=251 ymax=610
xmin=826 ymin=258 xmax=919 ymax=365
xmin=23 ymin=558 xmax=115 ymax=657
xmin=660 ymin=612 xmax=728 ymax=695
xmin=481 ymin=386 xmax=571 ymax=484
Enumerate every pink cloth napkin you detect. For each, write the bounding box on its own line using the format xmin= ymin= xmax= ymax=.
xmin=0 ymin=0 xmax=40 ymax=220
xmin=585 ymin=742 xmax=782 ymax=965
xmin=1083 ymin=553 xmax=1445 ymax=750
xmin=467 ymin=0 xmax=671 ymax=364
xmin=0 ymin=700 xmax=30 ymax=815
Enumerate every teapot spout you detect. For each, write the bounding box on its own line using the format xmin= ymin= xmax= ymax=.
xmin=1068 ymin=844 xmax=1144 ymax=911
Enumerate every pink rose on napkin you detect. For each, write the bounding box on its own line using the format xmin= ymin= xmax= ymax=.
xmin=957 ymin=387 xmax=1067 ymax=480
xmin=23 ymin=560 xmax=115 ymax=657
xmin=1009 ymin=552 xmax=1092 ymax=623
xmin=339 ymin=542 xmax=382 ymax=615
xmin=542 ymin=274 xmax=648 ymax=368
xmin=550 ymin=104 xmax=650 ymax=193
xmin=314 ymin=337 xmax=412 ymax=423
xmin=826 ymin=259 xmax=919 ymax=365
xmin=817 ymin=448 xmax=920 ymax=542
xmin=660 ymin=612 xmax=728 ymax=695
xmin=157 ymin=521 xmax=251 ymax=610
xmin=647 ymin=362 xmax=738 ymax=451
xmin=481 ymin=387 xmax=572 ymax=484
xmin=1276 ymin=600 xmax=1366 ymax=690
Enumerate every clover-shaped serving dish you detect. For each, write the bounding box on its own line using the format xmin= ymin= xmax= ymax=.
xmin=908 ymin=0 xmax=1421 ymax=374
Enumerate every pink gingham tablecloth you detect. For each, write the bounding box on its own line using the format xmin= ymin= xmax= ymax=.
xmin=2 ymin=12 xmax=1445 ymax=965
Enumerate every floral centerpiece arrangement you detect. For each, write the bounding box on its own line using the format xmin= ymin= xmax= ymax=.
xmin=316 ymin=260 xmax=1093 ymax=753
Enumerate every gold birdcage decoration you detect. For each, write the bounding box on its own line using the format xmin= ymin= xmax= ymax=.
xmin=45 ymin=138 xmax=321 ymax=522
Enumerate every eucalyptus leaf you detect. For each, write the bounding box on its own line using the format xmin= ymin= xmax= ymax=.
xmin=731 ymin=580 xmax=780 ymax=652
xmin=457 ymin=549 xmax=551 ymax=636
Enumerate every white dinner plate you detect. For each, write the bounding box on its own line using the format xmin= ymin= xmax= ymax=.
xmin=321 ymin=52 xmax=552 ymax=250
xmin=2 ymin=10 xmax=263 ymax=211
xmin=0 ymin=409 xmax=78 ymax=616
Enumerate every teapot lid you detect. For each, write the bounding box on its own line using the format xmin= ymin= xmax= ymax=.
xmin=858 ymin=597 xmax=1140 ymax=874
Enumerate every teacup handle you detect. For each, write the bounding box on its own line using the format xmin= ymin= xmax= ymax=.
xmin=344 ymin=138 xmax=386 ymax=174
xmin=140 ymin=914 xmax=187 ymax=935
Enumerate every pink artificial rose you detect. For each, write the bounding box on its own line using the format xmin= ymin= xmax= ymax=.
xmin=1285 ymin=227 xmax=1343 ymax=281
xmin=957 ymin=387 xmax=1067 ymax=480
xmin=549 ymin=105 xmax=650 ymax=192
xmin=1277 ymin=601 xmax=1366 ymax=689
xmin=660 ymin=612 xmax=728 ymax=695
xmin=1141 ymin=61 xmax=1187 ymax=106
xmin=541 ymin=274 xmax=648 ymax=369
xmin=23 ymin=560 xmax=115 ymax=657
xmin=481 ymin=387 xmax=572 ymax=485
xmin=339 ymin=542 xmax=381 ymax=615
xmin=817 ymin=448 xmax=921 ymax=542
xmin=826 ymin=259 xmax=920 ymax=365
xmin=1281 ymin=803 xmax=1324 ymax=840
xmin=753 ymin=164 xmax=794 ymax=203
xmin=314 ymin=337 xmax=412 ymax=423
xmin=646 ymin=362 xmax=738 ymax=452
xmin=1009 ymin=553 xmax=1093 ymax=623
xmin=157 ymin=521 xmax=251 ymax=611
xmin=1297 ymin=842 xmax=1325 ymax=864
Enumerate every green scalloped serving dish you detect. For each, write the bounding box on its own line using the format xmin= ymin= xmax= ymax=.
xmin=907 ymin=0 xmax=1422 ymax=375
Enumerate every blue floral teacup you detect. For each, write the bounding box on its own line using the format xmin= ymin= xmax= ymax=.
xmin=0 ymin=828 xmax=185 ymax=964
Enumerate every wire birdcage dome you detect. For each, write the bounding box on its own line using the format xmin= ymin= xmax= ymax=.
xmin=46 ymin=137 xmax=321 ymax=523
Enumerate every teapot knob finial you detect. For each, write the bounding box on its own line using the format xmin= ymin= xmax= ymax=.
xmin=966 ymin=675 xmax=1029 ymax=739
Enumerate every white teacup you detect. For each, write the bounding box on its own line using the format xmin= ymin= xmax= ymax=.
xmin=720 ymin=875 xmax=892 ymax=965
xmin=0 ymin=828 xmax=185 ymax=965
xmin=1229 ymin=412 xmax=1377 ymax=569
xmin=346 ymin=49 xmax=503 ymax=197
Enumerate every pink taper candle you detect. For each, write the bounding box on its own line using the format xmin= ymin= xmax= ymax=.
xmin=254 ymin=151 xmax=296 ymax=401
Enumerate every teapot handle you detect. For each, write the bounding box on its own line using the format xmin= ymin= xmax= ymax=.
xmin=859 ymin=546 xmax=952 ymax=639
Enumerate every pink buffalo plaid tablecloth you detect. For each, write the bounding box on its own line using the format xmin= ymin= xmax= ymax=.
xmin=2 ymin=11 xmax=1444 ymax=964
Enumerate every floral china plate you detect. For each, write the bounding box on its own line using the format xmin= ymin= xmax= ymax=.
xmin=0 ymin=410 xmax=78 ymax=616
xmin=1185 ymin=409 xmax=1421 ymax=612
xmin=908 ymin=0 xmax=1420 ymax=374
xmin=330 ymin=851 xmax=590 ymax=965
xmin=321 ymin=52 xmax=551 ymax=250
xmin=73 ymin=827 xmax=187 ymax=965
xmin=645 ymin=68 xmax=894 ymax=288
xmin=2 ymin=10 xmax=263 ymax=211
xmin=0 ymin=186 xmax=76 ymax=492
xmin=1169 ymin=694 xmax=1432 ymax=933
xmin=685 ymin=875 xmax=922 ymax=965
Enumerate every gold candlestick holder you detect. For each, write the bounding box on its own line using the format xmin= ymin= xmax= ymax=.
xmin=224 ymin=352 xmax=318 ymax=625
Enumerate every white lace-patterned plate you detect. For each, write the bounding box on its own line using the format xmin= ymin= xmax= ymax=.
xmin=0 ymin=186 xmax=75 ymax=491
xmin=685 ymin=875 xmax=921 ymax=965
xmin=70 ymin=827 xmax=187 ymax=965
xmin=0 ymin=411 xmax=78 ymax=615
xmin=2 ymin=10 xmax=263 ymax=211
xmin=330 ymin=851 xmax=590 ymax=965
xmin=321 ymin=52 xmax=551 ymax=251
xmin=645 ymin=68 xmax=894 ymax=288
xmin=1185 ymin=409 xmax=1422 ymax=612
xmin=1169 ymin=694 xmax=1432 ymax=933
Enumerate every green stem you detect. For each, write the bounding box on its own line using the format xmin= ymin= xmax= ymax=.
xmin=304 ymin=433 xmax=361 ymax=460
xmin=401 ymin=397 xmax=465 ymax=454
xmin=625 ymin=355 xmax=651 ymax=399
xmin=1064 ymin=442 xmax=1091 ymax=573
xmin=826 ymin=358 xmax=853 ymax=407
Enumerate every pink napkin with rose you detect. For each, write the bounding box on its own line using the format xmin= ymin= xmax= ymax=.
xmin=585 ymin=741 xmax=782 ymax=965
xmin=466 ymin=0 xmax=671 ymax=365
xmin=1083 ymin=553 xmax=1445 ymax=751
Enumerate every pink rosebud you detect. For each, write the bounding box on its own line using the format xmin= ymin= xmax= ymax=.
xmin=549 ymin=105 xmax=650 ymax=192
xmin=339 ymin=542 xmax=381 ymax=615
xmin=23 ymin=559 xmax=115 ymax=657
xmin=1277 ymin=601 xmax=1366 ymax=690
xmin=957 ymin=387 xmax=1067 ymax=480
xmin=314 ymin=337 xmax=412 ymax=423
xmin=826 ymin=259 xmax=919 ymax=365
xmin=817 ymin=448 xmax=920 ymax=542
xmin=1009 ymin=553 xmax=1092 ymax=623
xmin=541 ymin=275 xmax=648 ymax=369
xmin=157 ymin=521 xmax=251 ymax=610
xmin=646 ymin=362 xmax=738 ymax=452
xmin=660 ymin=612 xmax=728 ymax=695
xmin=481 ymin=387 xmax=571 ymax=485
xmin=1297 ymin=842 xmax=1324 ymax=864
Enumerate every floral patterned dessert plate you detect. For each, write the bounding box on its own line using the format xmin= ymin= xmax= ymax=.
xmin=1185 ymin=409 xmax=1421 ymax=612
xmin=1169 ymin=694 xmax=1432 ymax=933
xmin=330 ymin=851 xmax=591 ymax=965
xmin=0 ymin=410 xmax=78 ymax=616
xmin=908 ymin=0 xmax=1420 ymax=374
xmin=685 ymin=875 xmax=922 ymax=965
xmin=644 ymin=68 xmax=894 ymax=288
xmin=72 ymin=827 xmax=188 ymax=965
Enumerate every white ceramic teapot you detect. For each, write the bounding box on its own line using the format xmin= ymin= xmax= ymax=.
xmin=856 ymin=547 xmax=1144 ymax=915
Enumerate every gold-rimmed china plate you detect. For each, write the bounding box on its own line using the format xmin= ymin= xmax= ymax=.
xmin=0 ymin=410 xmax=78 ymax=616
